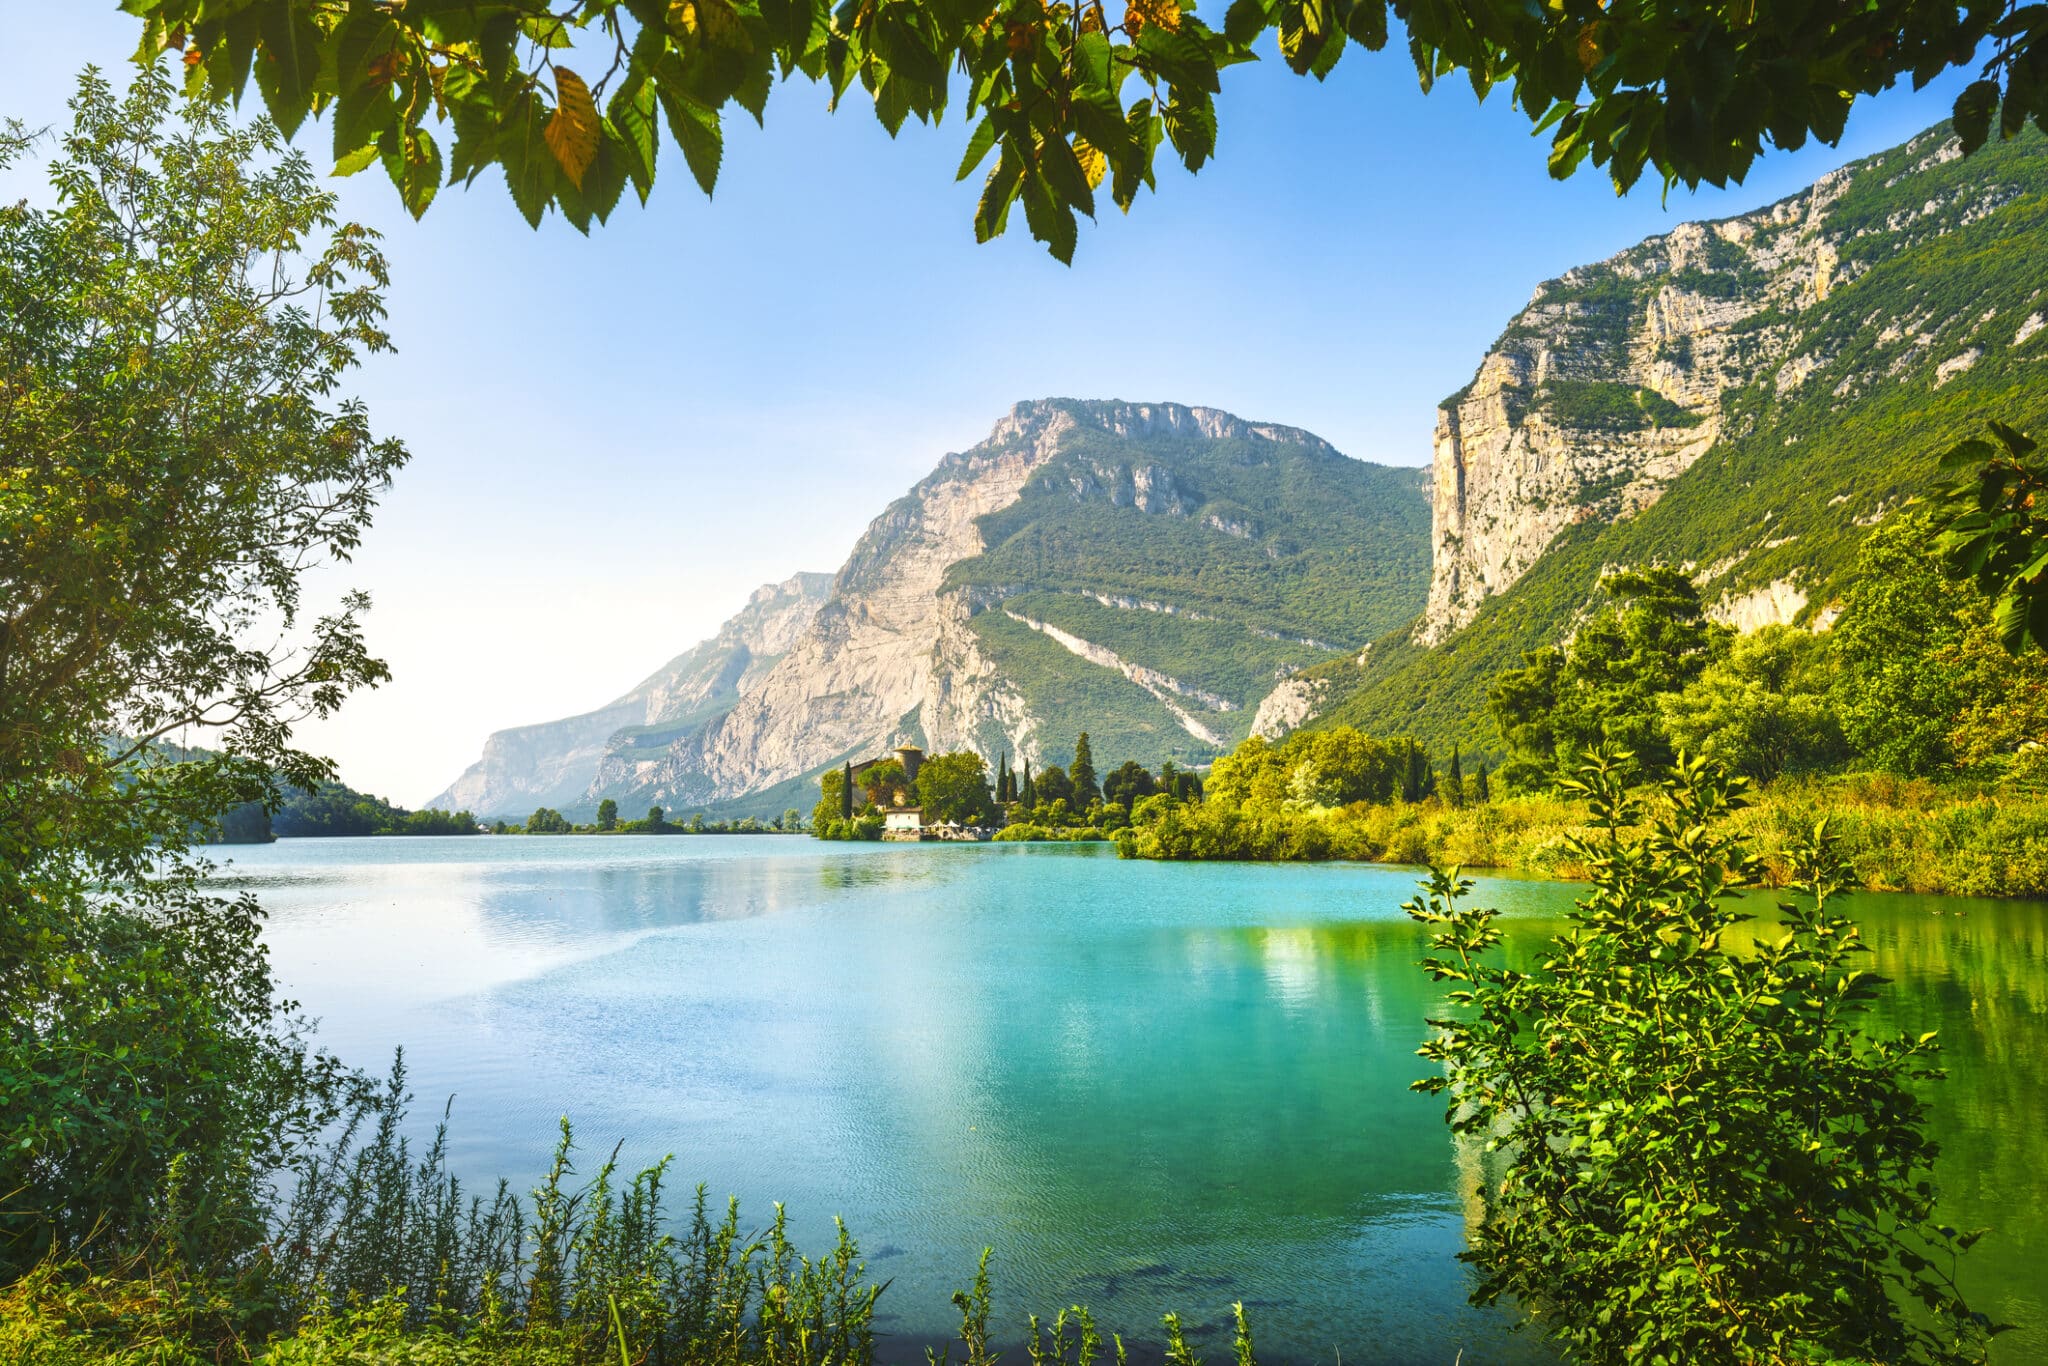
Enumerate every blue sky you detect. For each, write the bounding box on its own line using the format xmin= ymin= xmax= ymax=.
xmin=17 ymin=10 xmax=1973 ymax=803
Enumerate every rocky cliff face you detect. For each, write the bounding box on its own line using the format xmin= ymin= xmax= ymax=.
xmin=1301 ymin=120 xmax=2048 ymax=754
xmin=1420 ymin=127 xmax=2023 ymax=643
xmin=439 ymin=399 xmax=1433 ymax=813
xmin=431 ymin=571 xmax=831 ymax=817
xmin=627 ymin=405 xmax=1081 ymax=805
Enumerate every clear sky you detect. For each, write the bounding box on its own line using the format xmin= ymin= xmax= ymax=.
xmin=16 ymin=10 xmax=1973 ymax=805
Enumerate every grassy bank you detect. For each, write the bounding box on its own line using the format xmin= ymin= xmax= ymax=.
xmin=1117 ymin=775 xmax=2048 ymax=898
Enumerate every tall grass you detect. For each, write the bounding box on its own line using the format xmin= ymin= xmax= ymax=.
xmin=0 ymin=1057 xmax=1265 ymax=1366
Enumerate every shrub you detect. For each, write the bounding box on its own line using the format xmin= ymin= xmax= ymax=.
xmin=1406 ymin=750 xmax=1999 ymax=1365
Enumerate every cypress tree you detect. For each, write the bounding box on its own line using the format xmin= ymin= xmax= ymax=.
xmin=841 ymin=760 xmax=854 ymax=820
xmin=1021 ymin=758 xmax=1036 ymax=807
xmin=1401 ymin=740 xmax=1435 ymax=803
xmin=1071 ymin=732 xmax=1099 ymax=805
xmin=1477 ymin=762 xmax=1492 ymax=802
xmin=1448 ymin=750 xmax=1466 ymax=808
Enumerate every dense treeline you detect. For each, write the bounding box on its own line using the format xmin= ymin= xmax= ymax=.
xmin=508 ymin=802 xmax=807 ymax=835
xmin=1121 ymin=515 xmax=2048 ymax=893
xmin=263 ymin=780 xmax=479 ymax=837
xmin=811 ymin=731 xmax=1203 ymax=842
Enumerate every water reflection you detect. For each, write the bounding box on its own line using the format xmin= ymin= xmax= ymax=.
xmin=221 ymin=838 xmax=2043 ymax=1364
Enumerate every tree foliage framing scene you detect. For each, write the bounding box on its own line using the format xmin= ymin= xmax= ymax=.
xmin=122 ymin=0 xmax=2048 ymax=257
xmin=6 ymin=2 xmax=2048 ymax=1364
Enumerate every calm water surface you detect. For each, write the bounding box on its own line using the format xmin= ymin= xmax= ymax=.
xmin=215 ymin=836 xmax=2048 ymax=1363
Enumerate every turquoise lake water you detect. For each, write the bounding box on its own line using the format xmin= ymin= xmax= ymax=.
xmin=215 ymin=835 xmax=2048 ymax=1363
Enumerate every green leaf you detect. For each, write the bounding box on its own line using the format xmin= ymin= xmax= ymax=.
xmin=1954 ymin=81 xmax=2000 ymax=154
xmin=1937 ymin=438 xmax=1996 ymax=473
xmin=379 ymin=127 xmax=443 ymax=220
xmin=498 ymin=93 xmax=556 ymax=228
xmin=1072 ymin=30 xmax=1116 ymax=91
xmin=1224 ymin=0 xmax=1270 ymax=48
xmin=957 ymin=115 xmax=998 ymax=181
xmin=608 ymin=82 xmax=661 ymax=203
xmin=975 ymin=147 xmax=1024 ymax=243
xmin=253 ymin=4 xmax=321 ymax=137
xmin=334 ymin=83 xmax=398 ymax=164
xmin=1038 ymin=133 xmax=1098 ymax=219
xmin=480 ymin=14 xmax=521 ymax=88
xmin=659 ymin=89 xmax=724 ymax=196
xmin=582 ymin=138 xmax=630 ymax=226
xmin=1161 ymin=90 xmax=1216 ymax=171
xmin=1020 ymin=169 xmax=1077 ymax=263
xmin=1135 ymin=22 xmax=1221 ymax=94
xmin=332 ymin=143 xmax=381 ymax=178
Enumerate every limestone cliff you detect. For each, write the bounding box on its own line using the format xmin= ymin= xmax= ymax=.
xmin=625 ymin=405 xmax=1080 ymax=805
xmin=1303 ymin=120 xmax=2048 ymax=754
xmin=1420 ymin=126 xmax=2034 ymax=643
xmin=442 ymin=399 xmax=1433 ymax=813
xmin=430 ymin=572 xmax=831 ymax=817
xmin=630 ymin=399 xmax=1427 ymax=803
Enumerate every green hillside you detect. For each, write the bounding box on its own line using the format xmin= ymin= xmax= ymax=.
xmin=1309 ymin=123 xmax=2048 ymax=757
xmin=938 ymin=407 xmax=1432 ymax=765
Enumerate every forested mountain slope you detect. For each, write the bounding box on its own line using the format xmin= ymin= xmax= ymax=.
xmin=1300 ymin=121 xmax=2048 ymax=756
xmin=938 ymin=407 xmax=1430 ymax=763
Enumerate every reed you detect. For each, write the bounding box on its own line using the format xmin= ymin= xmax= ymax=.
xmin=2 ymin=1061 xmax=1267 ymax=1366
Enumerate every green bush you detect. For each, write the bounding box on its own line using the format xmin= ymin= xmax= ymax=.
xmin=1407 ymin=751 xmax=1999 ymax=1364
xmin=992 ymin=823 xmax=1107 ymax=842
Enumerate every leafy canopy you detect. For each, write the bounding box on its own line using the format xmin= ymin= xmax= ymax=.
xmin=1935 ymin=422 xmax=2048 ymax=652
xmin=915 ymin=749 xmax=999 ymax=824
xmin=1656 ymin=624 xmax=1844 ymax=782
xmin=1407 ymin=750 xmax=2001 ymax=1364
xmin=118 ymin=0 xmax=2048 ymax=260
xmin=1 ymin=67 xmax=401 ymax=1273
xmin=1490 ymin=566 xmax=1728 ymax=789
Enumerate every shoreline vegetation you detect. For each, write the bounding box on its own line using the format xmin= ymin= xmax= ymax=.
xmin=802 ymin=533 xmax=2048 ymax=898
xmin=217 ymin=781 xmax=812 ymax=841
xmin=1114 ymin=771 xmax=2048 ymax=899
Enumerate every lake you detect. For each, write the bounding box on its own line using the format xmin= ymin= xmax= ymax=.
xmin=214 ymin=835 xmax=2048 ymax=1363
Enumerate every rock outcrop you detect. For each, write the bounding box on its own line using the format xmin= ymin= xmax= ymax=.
xmin=430 ymin=572 xmax=831 ymax=817
xmin=1296 ymin=119 xmax=2048 ymax=754
xmin=638 ymin=403 xmax=1084 ymax=804
xmin=1420 ymin=126 xmax=2030 ymax=643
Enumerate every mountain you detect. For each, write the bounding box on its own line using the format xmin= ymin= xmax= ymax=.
xmin=1289 ymin=121 xmax=2048 ymax=754
xmin=429 ymin=572 xmax=833 ymax=817
xmin=436 ymin=401 xmax=1431 ymax=817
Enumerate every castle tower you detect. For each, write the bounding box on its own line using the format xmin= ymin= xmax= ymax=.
xmin=894 ymin=745 xmax=924 ymax=785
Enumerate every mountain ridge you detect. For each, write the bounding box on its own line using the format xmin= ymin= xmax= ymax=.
xmin=429 ymin=571 xmax=833 ymax=816
xmin=1299 ymin=119 xmax=2048 ymax=754
xmin=428 ymin=118 xmax=2048 ymax=817
xmin=433 ymin=399 xmax=1431 ymax=817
